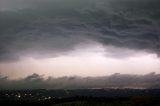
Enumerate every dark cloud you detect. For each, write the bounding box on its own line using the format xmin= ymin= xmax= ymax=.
xmin=0 ymin=0 xmax=160 ymax=61
xmin=0 ymin=72 xmax=160 ymax=89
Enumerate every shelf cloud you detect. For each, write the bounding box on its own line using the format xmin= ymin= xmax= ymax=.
xmin=0 ymin=0 xmax=160 ymax=62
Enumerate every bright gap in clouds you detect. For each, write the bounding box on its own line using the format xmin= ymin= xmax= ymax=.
xmin=0 ymin=44 xmax=160 ymax=79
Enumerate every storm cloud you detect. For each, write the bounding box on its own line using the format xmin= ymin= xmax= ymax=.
xmin=0 ymin=0 xmax=160 ymax=61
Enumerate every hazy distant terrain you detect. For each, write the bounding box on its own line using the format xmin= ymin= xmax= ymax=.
xmin=0 ymin=73 xmax=160 ymax=89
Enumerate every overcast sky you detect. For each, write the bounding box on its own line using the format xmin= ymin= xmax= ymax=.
xmin=0 ymin=0 xmax=160 ymax=79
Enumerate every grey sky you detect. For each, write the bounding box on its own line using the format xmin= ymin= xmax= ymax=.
xmin=0 ymin=0 xmax=160 ymax=80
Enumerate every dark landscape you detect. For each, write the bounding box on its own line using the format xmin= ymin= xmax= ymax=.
xmin=0 ymin=89 xmax=160 ymax=106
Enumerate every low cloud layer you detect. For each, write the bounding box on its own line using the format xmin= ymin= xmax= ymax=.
xmin=0 ymin=72 xmax=160 ymax=89
xmin=0 ymin=0 xmax=160 ymax=61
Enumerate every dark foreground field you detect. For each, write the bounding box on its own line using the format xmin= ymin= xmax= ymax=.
xmin=1 ymin=96 xmax=160 ymax=106
xmin=0 ymin=89 xmax=160 ymax=106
